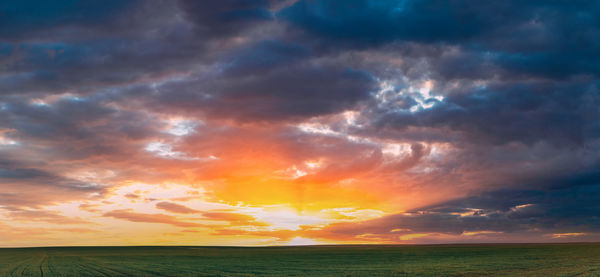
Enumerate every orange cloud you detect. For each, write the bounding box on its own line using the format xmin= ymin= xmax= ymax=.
xmin=202 ymin=212 xmax=269 ymax=227
xmin=2 ymin=208 xmax=90 ymax=225
xmin=156 ymin=202 xmax=199 ymax=214
xmin=103 ymin=209 xmax=203 ymax=228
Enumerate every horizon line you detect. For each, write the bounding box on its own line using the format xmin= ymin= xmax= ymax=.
xmin=2 ymin=242 xmax=600 ymax=249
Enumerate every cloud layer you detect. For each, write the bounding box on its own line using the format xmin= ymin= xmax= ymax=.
xmin=1 ymin=0 xmax=599 ymax=246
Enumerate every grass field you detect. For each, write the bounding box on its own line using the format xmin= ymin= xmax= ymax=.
xmin=0 ymin=244 xmax=599 ymax=276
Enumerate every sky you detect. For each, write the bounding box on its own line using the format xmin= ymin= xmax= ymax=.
xmin=1 ymin=0 xmax=600 ymax=247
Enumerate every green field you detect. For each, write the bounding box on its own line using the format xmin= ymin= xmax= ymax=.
xmin=0 ymin=244 xmax=599 ymax=276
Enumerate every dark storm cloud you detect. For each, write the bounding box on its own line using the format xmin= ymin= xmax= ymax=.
xmin=374 ymin=81 xmax=600 ymax=146
xmin=1 ymin=97 xmax=113 ymax=139
xmin=0 ymin=1 xmax=219 ymax=96
xmin=143 ymin=48 xmax=377 ymax=121
xmin=178 ymin=0 xmax=273 ymax=37
xmin=280 ymin=0 xmax=493 ymax=44
xmin=220 ymin=40 xmax=311 ymax=77
xmin=280 ymin=0 xmax=600 ymax=79
xmin=0 ymin=97 xmax=160 ymax=140
xmin=0 ymin=0 xmax=136 ymax=39
xmin=320 ymin=182 xmax=600 ymax=238
xmin=0 ymin=96 xmax=163 ymax=161
xmin=0 ymin=163 xmax=100 ymax=192
xmin=0 ymin=159 xmax=105 ymax=207
xmin=0 ymin=36 xmax=208 ymax=96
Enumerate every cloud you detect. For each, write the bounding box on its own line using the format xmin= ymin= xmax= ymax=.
xmin=374 ymin=81 xmax=598 ymax=146
xmin=0 ymin=222 xmax=99 ymax=242
xmin=280 ymin=0 xmax=491 ymax=44
xmin=0 ymin=0 xmax=136 ymax=39
xmin=212 ymin=228 xmax=297 ymax=241
xmin=142 ymin=58 xmax=377 ymax=122
xmin=280 ymin=0 xmax=600 ymax=78
xmin=202 ymin=211 xmax=268 ymax=226
xmin=0 ymin=161 xmax=104 ymax=207
xmin=156 ymin=202 xmax=199 ymax=214
xmin=307 ymin=183 xmax=600 ymax=242
xmin=178 ymin=0 xmax=273 ymax=38
xmin=209 ymin=181 xmax=600 ymax=243
xmin=1 ymin=207 xmax=90 ymax=224
xmin=103 ymin=209 xmax=203 ymax=228
xmin=1 ymin=0 xmax=600 ymax=245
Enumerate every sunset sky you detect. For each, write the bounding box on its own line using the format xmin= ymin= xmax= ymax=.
xmin=1 ymin=0 xmax=600 ymax=247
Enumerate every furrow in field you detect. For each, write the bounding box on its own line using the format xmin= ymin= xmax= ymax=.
xmin=43 ymin=259 xmax=55 ymax=277
xmin=38 ymin=253 xmax=47 ymax=277
xmin=75 ymin=260 xmax=113 ymax=277
xmin=5 ymin=257 xmax=34 ymax=277
xmin=79 ymin=259 xmax=130 ymax=277
xmin=0 ymin=258 xmax=24 ymax=277
xmin=17 ymin=261 xmax=29 ymax=277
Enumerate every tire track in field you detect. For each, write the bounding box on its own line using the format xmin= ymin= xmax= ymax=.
xmin=4 ymin=256 xmax=33 ymax=277
xmin=75 ymin=260 xmax=112 ymax=277
xmin=46 ymin=259 xmax=57 ymax=277
xmin=570 ymin=268 xmax=600 ymax=277
xmin=16 ymin=259 xmax=30 ymax=277
xmin=38 ymin=253 xmax=47 ymax=277
xmin=85 ymin=263 xmax=129 ymax=276
xmin=78 ymin=257 xmax=138 ymax=277
xmin=80 ymin=257 xmax=139 ymax=277
xmin=44 ymin=257 xmax=56 ymax=277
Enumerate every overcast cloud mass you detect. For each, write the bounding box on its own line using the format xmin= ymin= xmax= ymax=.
xmin=1 ymin=0 xmax=600 ymax=246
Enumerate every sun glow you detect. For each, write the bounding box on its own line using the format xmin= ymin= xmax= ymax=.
xmin=287 ymin=237 xmax=318 ymax=245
